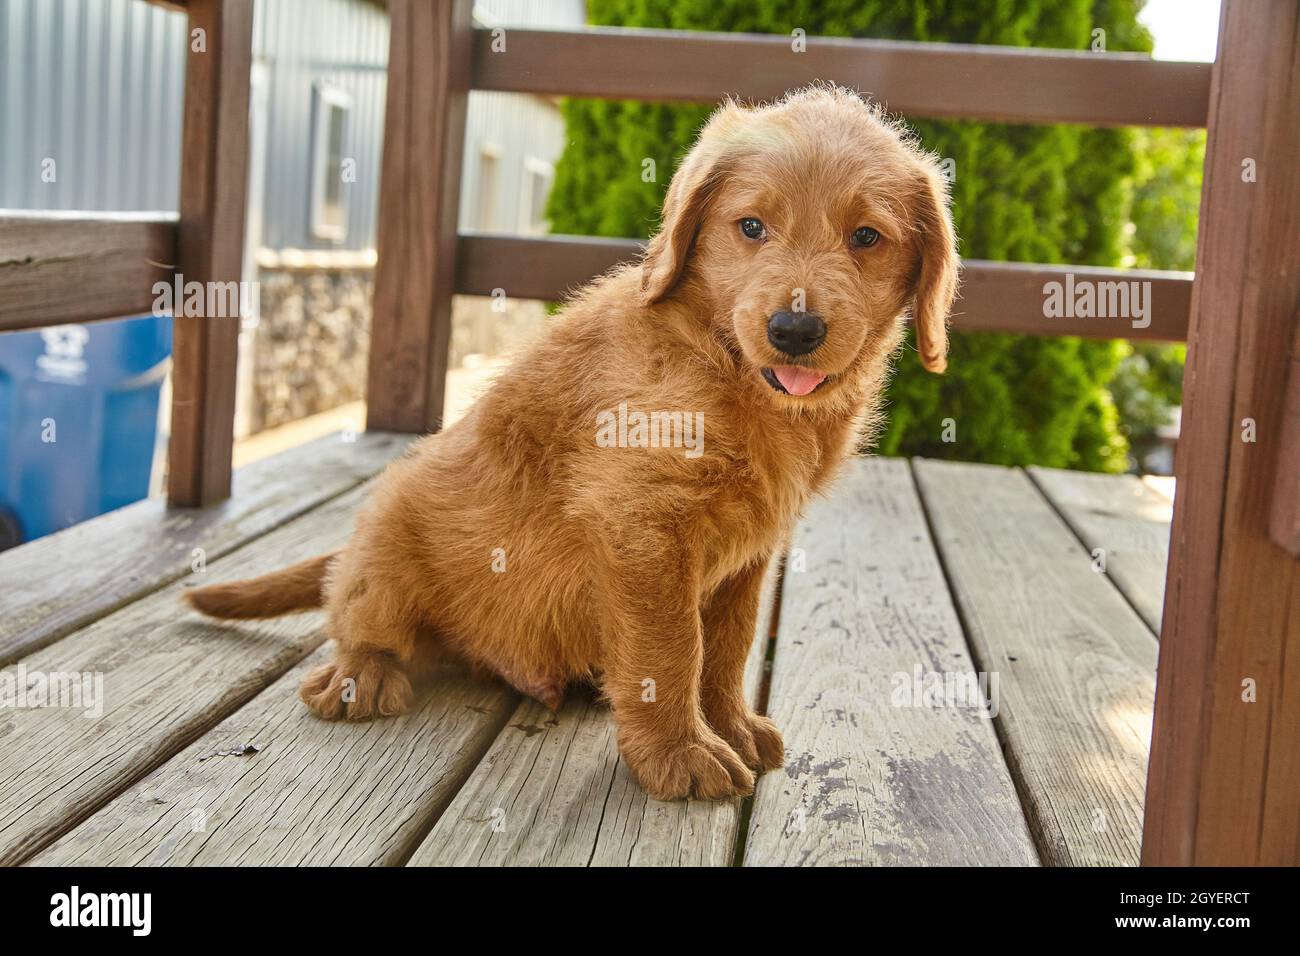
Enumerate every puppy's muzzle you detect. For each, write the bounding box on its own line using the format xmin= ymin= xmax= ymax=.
xmin=766 ymin=310 xmax=826 ymax=357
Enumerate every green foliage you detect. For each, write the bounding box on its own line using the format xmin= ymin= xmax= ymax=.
xmin=1111 ymin=126 xmax=1202 ymax=468
xmin=1109 ymin=338 xmax=1185 ymax=467
xmin=1129 ymin=128 xmax=1205 ymax=273
xmin=548 ymin=0 xmax=1197 ymax=472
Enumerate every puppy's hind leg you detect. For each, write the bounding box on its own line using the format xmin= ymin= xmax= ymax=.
xmin=299 ymin=565 xmax=426 ymax=721
xmin=300 ymin=647 xmax=415 ymax=721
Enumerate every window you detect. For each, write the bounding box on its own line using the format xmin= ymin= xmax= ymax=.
xmin=519 ymin=156 xmax=554 ymax=235
xmin=476 ymin=144 xmax=501 ymax=231
xmin=310 ymin=84 xmax=352 ymax=241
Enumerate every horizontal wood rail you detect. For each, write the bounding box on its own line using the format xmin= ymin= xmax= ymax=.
xmin=0 ymin=218 xmax=1192 ymax=343
xmin=0 ymin=212 xmax=178 ymax=332
xmin=956 ymin=260 xmax=1192 ymax=341
xmin=456 ymin=232 xmax=1193 ymax=342
xmin=457 ymin=233 xmax=643 ymax=300
xmin=472 ymin=27 xmax=1211 ymax=128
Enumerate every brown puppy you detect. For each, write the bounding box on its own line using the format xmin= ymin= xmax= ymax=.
xmin=187 ymin=85 xmax=958 ymax=801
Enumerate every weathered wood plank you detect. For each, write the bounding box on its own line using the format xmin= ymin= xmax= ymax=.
xmin=0 ymin=430 xmax=410 ymax=668
xmin=30 ymin=646 xmax=516 ymax=866
xmin=0 ymin=212 xmax=177 ymax=331
xmin=456 ymin=235 xmax=1192 ymax=343
xmin=1028 ymin=467 xmax=1172 ymax=634
xmin=0 ymin=483 xmax=374 ymax=865
xmin=744 ymin=458 xmax=1037 ymax=866
xmin=167 ymin=0 xmax=253 ymax=506
xmin=407 ymin=692 xmax=739 ymax=866
xmin=472 ymin=27 xmax=1210 ymax=128
xmin=406 ymin=561 xmax=779 ymax=866
xmin=913 ymin=459 xmax=1156 ymax=866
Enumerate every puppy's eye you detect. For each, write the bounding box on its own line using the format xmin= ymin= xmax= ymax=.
xmin=851 ymin=226 xmax=880 ymax=248
xmin=739 ymin=217 xmax=766 ymax=241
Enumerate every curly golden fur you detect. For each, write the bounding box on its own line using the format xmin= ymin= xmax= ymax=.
xmin=187 ymin=85 xmax=959 ymax=801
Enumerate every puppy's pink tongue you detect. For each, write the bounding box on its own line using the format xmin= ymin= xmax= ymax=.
xmin=772 ymin=366 xmax=827 ymax=396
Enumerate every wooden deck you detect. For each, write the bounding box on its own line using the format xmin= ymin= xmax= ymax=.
xmin=0 ymin=434 xmax=1171 ymax=867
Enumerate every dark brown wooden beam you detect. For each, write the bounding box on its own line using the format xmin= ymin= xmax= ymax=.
xmin=472 ymin=27 xmax=1210 ymax=128
xmin=955 ymin=260 xmax=1192 ymax=342
xmin=367 ymin=0 xmax=473 ymax=433
xmin=456 ymin=232 xmax=1192 ymax=342
xmin=1269 ymin=322 xmax=1300 ymax=555
xmin=0 ymin=212 xmax=177 ymax=331
xmin=456 ymin=233 xmax=642 ymax=302
xmin=1144 ymin=0 xmax=1300 ymax=867
xmin=167 ymin=0 xmax=253 ymax=507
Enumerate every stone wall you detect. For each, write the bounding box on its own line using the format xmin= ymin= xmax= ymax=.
xmin=449 ymin=294 xmax=548 ymax=369
xmin=248 ymin=266 xmax=548 ymax=434
xmin=251 ymin=268 xmax=373 ymax=433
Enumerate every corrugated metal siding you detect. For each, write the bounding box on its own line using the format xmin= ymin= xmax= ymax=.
xmin=476 ymin=0 xmax=587 ymax=29
xmin=252 ymin=0 xmax=388 ymax=251
xmin=461 ymin=0 xmax=586 ymax=234
xmin=0 ymin=0 xmax=186 ymax=212
xmin=0 ymin=0 xmax=586 ymax=244
xmin=462 ymin=91 xmax=560 ymax=234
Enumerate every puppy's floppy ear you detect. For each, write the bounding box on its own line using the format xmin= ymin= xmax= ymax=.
xmin=909 ymin=159 xmax=959 ymax=374
xmin=640 ymin=136 xmax=730 ymax=306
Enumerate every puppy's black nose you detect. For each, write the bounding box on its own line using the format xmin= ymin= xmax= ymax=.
xmin=767 ymin=311 xmax=826 ymax=357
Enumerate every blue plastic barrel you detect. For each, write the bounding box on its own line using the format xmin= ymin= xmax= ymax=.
xmin=0 ymin=315 xmax=172 ymax=550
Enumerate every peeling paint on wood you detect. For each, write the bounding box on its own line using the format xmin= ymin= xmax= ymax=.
xmin=745 ymin=458 xmax=1037 ymax=866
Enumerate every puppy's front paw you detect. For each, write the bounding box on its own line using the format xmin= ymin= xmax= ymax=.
xmin=710 ymin=710 xmax=785 ymax=772
xmin=299 ymin=653 xmax=414 ymax=721
xmin=620 ymin=727 xmax=755 ymax=801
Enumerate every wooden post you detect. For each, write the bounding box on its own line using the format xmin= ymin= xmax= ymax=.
xmin=366 ymin=0 xmax=473 ymax=433
xmin=1269 ymin=320 xmax=1300 ymax=556
xmin=167 ymin=0 xmax=253 ymax=506
xmin=1143 ymin=0 xmax=1300 ymax=866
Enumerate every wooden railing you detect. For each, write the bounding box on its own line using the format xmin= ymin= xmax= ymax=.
xmin=470 ymin=25 xmax=1211 ymax=126
xmin=0 ymin=1 xmax=1210 ymax=453
xmin=0 ymin=0 xmax=1296 ymax=867
xmin=366 ymin=3 xmax=1211 ymax=434
xmin=0 ymin=0 xmax=252 ymax=506
xmin=455 ymin=233 xmax=1195 ymax=342
xmin=0 ymin=212 xmax=178 ymax=331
